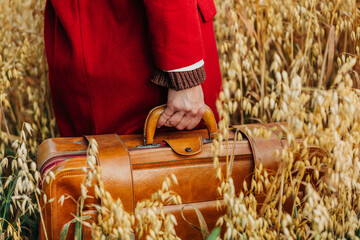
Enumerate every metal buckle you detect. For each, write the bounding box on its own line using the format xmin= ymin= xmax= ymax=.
xmin=135 ymin=143 xmax=162 ymax=149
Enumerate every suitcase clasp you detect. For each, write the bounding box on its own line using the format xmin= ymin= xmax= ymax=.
xmin=135 ymin=143 xmax=162 ymax=149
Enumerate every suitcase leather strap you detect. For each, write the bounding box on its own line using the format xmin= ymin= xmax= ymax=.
xmin=237 ymin=124 xmax=283 ymax=173
xmin=84 ymin=134 xmax=134 ymax=212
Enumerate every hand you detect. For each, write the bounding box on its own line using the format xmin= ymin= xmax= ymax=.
xmin=157 ymin=85 xmax=206 ymax=130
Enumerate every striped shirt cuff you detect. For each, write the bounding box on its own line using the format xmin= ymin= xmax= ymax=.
xmin=151 ymin=66 xmax=206 ymax=90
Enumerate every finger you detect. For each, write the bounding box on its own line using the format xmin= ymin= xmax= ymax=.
xmin=177 ymin=106 xmax=206 ymax=130
xmin=175 ymin=112 xmax=201 ymax=130
xmin=165 ymin=111 xmax=185 ymax=127
xmin=175 ymin=113 xmax=194 ymax=130
xmin=157 ymin=107 xmax=175 ymax=128
xmin=186 ymin=115 xmax=202 ymax=130
xmin=192 ymin=106 xmax=206 ymax=127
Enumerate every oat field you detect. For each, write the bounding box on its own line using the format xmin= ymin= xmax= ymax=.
xmin=1 ymin=0 xmax=360 ymax=239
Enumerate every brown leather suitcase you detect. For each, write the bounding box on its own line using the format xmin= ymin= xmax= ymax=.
xmin=37 ymin=106 xmax=309 ymax=239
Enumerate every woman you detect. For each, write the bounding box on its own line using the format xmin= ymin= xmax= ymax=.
xmin=44 ymin=0 xmax=222 ymax=136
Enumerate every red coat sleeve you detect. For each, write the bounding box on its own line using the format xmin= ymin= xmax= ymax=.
xmin=143 ymin=0 xmax=204 ymax=71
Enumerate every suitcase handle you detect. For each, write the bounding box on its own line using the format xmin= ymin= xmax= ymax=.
xmin=144 ymin=104 xmax=218 ymax=145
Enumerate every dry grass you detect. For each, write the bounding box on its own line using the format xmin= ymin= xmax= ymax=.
xmin=1 ymin=0 xmax=360 ymax=239
xmin=84 ymin=139 xmax=181 ymax=240
xmin=214 ymin=0 xmax=360 ymax=238
xmin=0 ymin=0 xmax=53 ymax=238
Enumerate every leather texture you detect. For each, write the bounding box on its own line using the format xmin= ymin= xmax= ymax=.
xmin=84 ymin=135 xmax=134 ymax=211
xmin=237 ymin=124 xmax=283 ymax=172
xmin=37 ymin=121 xmax=324 ymax=239
xmin=163 ymin=137 xmax=203 ymax=156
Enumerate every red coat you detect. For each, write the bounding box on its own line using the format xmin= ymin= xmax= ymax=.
xmin=44 ymin=0 xmax=222 ymax=136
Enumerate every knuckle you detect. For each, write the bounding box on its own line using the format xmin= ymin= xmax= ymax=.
xmin=161 ymin=113 xmax=169 ymax=119
xmin=190 ymin=109 xmax=198 ymax=116
xmin=164 ymin=108 xmax=174 ymax=116
xmin=169 ymin=120 xmax=177 ymax=126
xmin=184 ymin=106 xmax=191 ymax=112
xmin=167 ymin=102 xmax=180 ymax=111
xmin=168 ymin=106 xmax=176 ymax=112
xmin=198 ymin=107 xmax=206 ymax=115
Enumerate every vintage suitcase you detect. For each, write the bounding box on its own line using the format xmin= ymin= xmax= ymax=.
xmin=37 ymin=105 xmax=311 ymax=239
